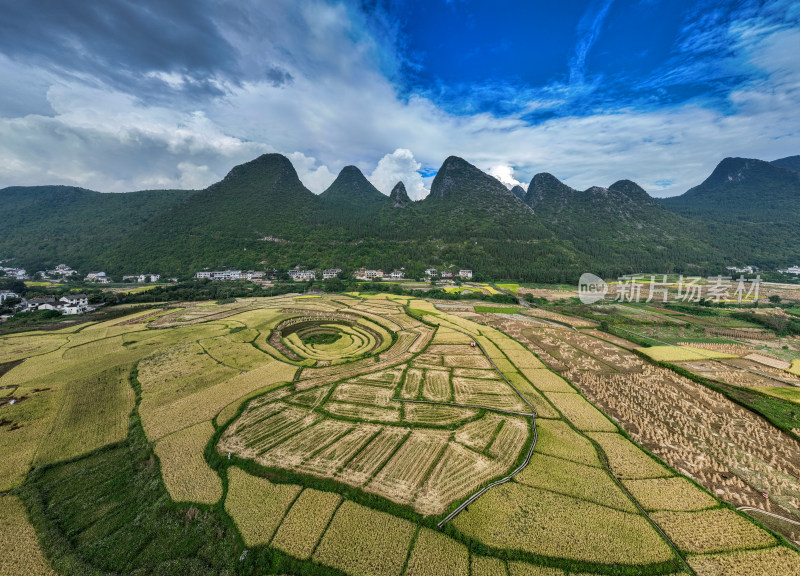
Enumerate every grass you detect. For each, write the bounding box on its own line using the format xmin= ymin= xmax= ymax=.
xmin=788 ymin=359 xmax=800 ymax=376
xmin=154 ymin=421 xmax=222 ymax=504
xmin=225 ymin=466 xmax=302 ymax=546
xmin=496 ymin=283 xmax=520 ymax=293
xmin=754 ymin=386 xmax=800 ymax=405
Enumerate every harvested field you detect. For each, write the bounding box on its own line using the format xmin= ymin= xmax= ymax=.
xmin=455 ymin=413 xmax=505 ymax=452
xmin=404 ymin=527 xmax=469 ymax=576
xmin=201 ymin=335 xmax=272 ymax=371
xmin=421 ymin=369 xmax=451 ymax=402
xmin=744 ymin=353 xmax=792 ymax=370
xmin=225 ymin=467 xmax=301 ymax=546
xmin=154 ymin=421 xmax=222 ymax=504
xmin=402 ymin=402 xmax=478 ymax=425
xmin=368 ymin=429 xmax=449 ymax=505
xmin=270 ymin=489 xmax=342 ymax=560
xmin=652 ymin=508 xmax=775 ymax=554
xmin=443 ymin=354 xmax=493 ymax=369
xmin=337 ymin=427 xmax=409 ymax=486
xmin=324 ymin=401 xmax=401 ymax=423
xmin=622 ymin=476 xmax=717 ymax=511
xmin=789 ymin=359 xmax=800 ymax=376
xmin=312 ymin=500 xmax=415 ymax=576
xmin=300 ymin=424 xmax=381 ymax=476
xmin=453 ymin=482 xmax=673 ymax=564
xmin=453 ymin=376 xmax=528 ymax=412
xmin=332 ymin=383 xmax=393 ymax=406
xmin=259 ymin=419 xmax=353 ymax=469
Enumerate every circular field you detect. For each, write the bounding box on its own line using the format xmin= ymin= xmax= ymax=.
xmin=271 ymin=315 xmax=387 ymax=364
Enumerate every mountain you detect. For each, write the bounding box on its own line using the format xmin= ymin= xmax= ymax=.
xmin=0 ymin=185 xmax=194 ymax=272
xmin=658 ymin=156 xmax=800 ymax=267
xmin=525 ymin=173 xmax=723 ymax=273
xmin=510 ymin=185 xmax=526 ymax=201
xmin=388 ymin=181 xmax=411 ymax=208
xmin=660 ymin=157 xmax=800 ymax=223
xmin=4 ymin=152 xmax=798 ymax=282
xmin=771 ymin=155 xmax=800 ymax=174
xmin=318 ymin=165 xmax=386 ymax=211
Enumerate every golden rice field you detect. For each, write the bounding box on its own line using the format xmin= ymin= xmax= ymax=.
xmin=3 ymin=293 xmax=800 ymax=575
xmin=225 ymin=467 xmax=302 ymax=546
xmin=636 ymin=345 xmax=739 ymax=362
xmin=0 ymin=496 xmax=56 ymax=576
xmin=154 ymin=421 xmax=222 ymax=504
xmin=312 ymin=501 xmax=416 ymax=576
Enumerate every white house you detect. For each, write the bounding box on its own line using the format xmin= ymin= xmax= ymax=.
xmin=288 ymin=270 xmax=317 ymax=281
xmin=459 ymin=269 xmax=473 ymax=279
xmin=60 ymin=294 xmax=89 ymax=308
xmin=441 ymin=271 xmax=453 ymax=278
xmin=388 ymin=270 xmax=405 ymax=279
xmin=425 ymin=268 xmax=437 ymax=277
xmin=194 ymin=271 xmax=213 ymax=279
xmin=26 ymin=297 xmax=57 ymax=311
xmin=0 ymin=290 xmax=19 ymax=304
xmin=779 ymin=265 xmax=800 ymax=275
xmin=354 ymin=268 xmax=383 ymax=280
xmin=85 ymin=272 xmax=111 ymax=283
xmin=323 ymin=268 xmax=342 ymax=279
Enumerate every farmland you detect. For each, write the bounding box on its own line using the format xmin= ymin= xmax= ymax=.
xmin=1 ymin=293 xmax=799 ymax=575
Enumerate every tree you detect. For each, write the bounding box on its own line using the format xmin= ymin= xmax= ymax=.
xmin=769 ymin=294 xmax=782 ymax=304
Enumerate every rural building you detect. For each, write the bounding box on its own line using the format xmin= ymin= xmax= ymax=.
xmin=323 ymin=268 xmax=342 ymax=279
xmin=0 ymin=290 xmax=19 ymax=304
xmin=288 ymin=270 xmax=317 ymax=281
xmin=459 ymin=269 xmax=473 ymax=279
xmin=388 ymin=270 xmax=405 ymax=279
xmin=85 ymin=271 xmax=111 ymax=283
xmin=425 ymin=268 xmax=437 ymax=277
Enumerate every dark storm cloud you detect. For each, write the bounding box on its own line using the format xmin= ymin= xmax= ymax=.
xmin=0 ymin=0 xmax=246 ymax=99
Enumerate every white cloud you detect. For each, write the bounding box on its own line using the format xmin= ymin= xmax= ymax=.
xmin=368 ymin=149 xmax=428 ymax=200
xmin=485 ymin=165 xmax=523 ymax=189
xmin=0 ymin=0 xmax=798 ymax=201
xmin=288 ymin=151 xmax=336 ymax=193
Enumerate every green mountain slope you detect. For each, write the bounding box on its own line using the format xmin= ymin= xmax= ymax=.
xmin=526 ymin=174 xmax=723 ymax=274
xmin=4 ymin=152 xmax=798 ymax=281
xmin=0 ymin=185 xmax=194 ymax=272
xmin=771 ymin=155 xmax=800 ymax=174
xmin=660 ymin=157 xmax=800 ymax=223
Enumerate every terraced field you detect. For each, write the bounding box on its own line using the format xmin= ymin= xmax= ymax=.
xmin=2 ymin=293 xmax=799 ymax=576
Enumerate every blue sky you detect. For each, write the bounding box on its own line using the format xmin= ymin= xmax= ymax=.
xmin=0 ymin=0 xmax=798 ymax=198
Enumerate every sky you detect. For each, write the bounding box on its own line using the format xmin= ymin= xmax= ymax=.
xmin=0 ymin=0 xmax=798 ymax=199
